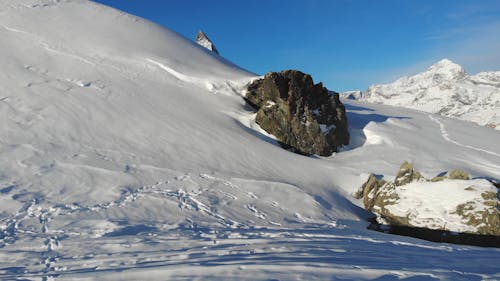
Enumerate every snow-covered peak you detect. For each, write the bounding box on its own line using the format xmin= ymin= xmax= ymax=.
xmin=196 ymin=30 xmax=220 ymax=55
xmin=429 ymin=58 xmax=461 ymax=70
xmin=0 ymin=1 xmax=246 ymax=81
xmin=425 ymin=58 xmax=467 ymax=81
xmin=369 ymin=59 xmax=467 ymax=96
xmin=361 ymin=59 xmax=500 ymax=129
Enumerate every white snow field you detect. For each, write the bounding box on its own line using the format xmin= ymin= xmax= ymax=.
xmin=0 ymin=0 xmax=500 ymax=280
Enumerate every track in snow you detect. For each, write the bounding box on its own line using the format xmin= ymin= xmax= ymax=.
xmin=1 ymin=172 xmax=332 ymax=278
xmin=1 ymin=225 xmax=498 ymax=281
xmin=429 ymin=114 xmax=500 ymax=158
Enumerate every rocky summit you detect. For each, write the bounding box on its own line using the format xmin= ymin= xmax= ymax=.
xmin=195 ymin=30 xmax=219 ymax=55
xmin=245 ymin=70 xmax=349 ymax=156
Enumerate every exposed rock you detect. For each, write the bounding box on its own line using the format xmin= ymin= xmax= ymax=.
xmin=195 ymin=30 xmax=219 ymax=55
xmin=245 ymin=70 xmax=349 ymax=156
xmin=454 ymin=193 xmax=500 ymax=235
xmin=394 ymin=161 xmax=423 ymax=186
xmin=431 ymin=170 xmax=470 ymax=181
xmin=354 ymin=174 xmax=386 ymax=210
xmin=357 ymin=162 xmax=500 ymax=237
xmin=430 ymin=176 xmax=446 ymax=182
xmin=448 ymin=169 xmax=470 ymax=180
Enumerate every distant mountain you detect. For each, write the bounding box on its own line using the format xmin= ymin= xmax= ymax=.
xmin=359 ymin=59 xmax=500 ymax=129
xmin=339 ymin=90 xmax=363 ymax=100
xmin=196 ymin=30 xmax=219 ymax=54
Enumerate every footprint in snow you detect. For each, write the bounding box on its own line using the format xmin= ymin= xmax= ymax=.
xmin=246 ymin=192 xmax=258 ymax=199
xmin=246 ymin=204 xmax=267 ymax=220
xmin=77 ymin=81 xmax=91 ymax=87
xmin=175 ymin=174 xmax=190 ymax=181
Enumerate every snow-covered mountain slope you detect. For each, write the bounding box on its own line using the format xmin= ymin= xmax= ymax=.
xmin=361 ymin=59 xmax=500 ymax=129
xmin=1 ymin=1 xmax=500 ymax=280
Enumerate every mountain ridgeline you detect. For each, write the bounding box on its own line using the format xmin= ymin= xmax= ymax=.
xmin=344 ymin=59 xmax=500 ymax=130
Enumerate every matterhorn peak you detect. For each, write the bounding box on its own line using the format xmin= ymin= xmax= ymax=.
xmin=426 ymin=58 xmax=467 ymax=80
xmin=196 ymin=30 xmax=219 ymax=55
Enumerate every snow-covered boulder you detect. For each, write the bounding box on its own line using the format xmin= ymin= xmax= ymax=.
xmin=196 ymin=30 xmax=219 ymax=54
xmin=245 ymin=70 xmax=349 ymax=156
xmin=356 ymin=162 xmax=500 ymax=236
xmin=360 ymin=59 xmax=500 ymax=130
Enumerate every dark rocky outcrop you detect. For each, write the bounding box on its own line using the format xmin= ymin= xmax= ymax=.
xmin=195 ymin=30 xmax=219 ymax=54
xmin=245 ymin=70 xmax=349 ymax=156
xmin=356 ymin=162 xmax=500 ymax=239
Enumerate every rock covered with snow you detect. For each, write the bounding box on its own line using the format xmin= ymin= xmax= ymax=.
xmin=356 ymin=162 xmax=500 ymax=236
xmin=360 ymin=59 xmax=500 ymax=129
xmin=196 ymin=30 xmax=219 ymax=54
xmin=245 ymin=70 xmax=349 ymax=156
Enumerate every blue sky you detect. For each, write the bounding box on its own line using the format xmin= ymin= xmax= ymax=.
xmin=93 ymin=0 xmax=500 ymax=92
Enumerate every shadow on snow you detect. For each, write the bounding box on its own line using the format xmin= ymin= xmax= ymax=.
xmin=341 ymin=103 xmax=411 ymax=151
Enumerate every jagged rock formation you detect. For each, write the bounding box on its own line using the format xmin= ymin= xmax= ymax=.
xmin=196 ymin=30 xmax=219 ymax=54
xmin=356 ymin=162 xmax=500 ymax=236
xmin=245 ymin=70 xmax=349 ymax=156
xmin=358 ymin=59 xmax=500 ymax=130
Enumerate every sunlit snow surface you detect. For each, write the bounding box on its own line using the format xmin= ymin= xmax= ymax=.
xmin=362 ymin=59 xmax=500 ymax=130
xmin=0 ymin=1 xmax=500 ymax=280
